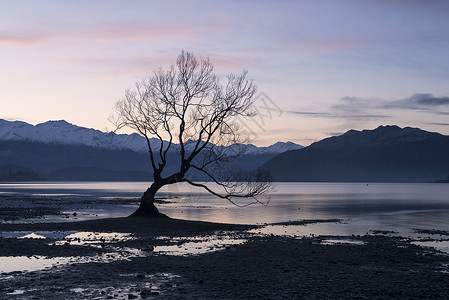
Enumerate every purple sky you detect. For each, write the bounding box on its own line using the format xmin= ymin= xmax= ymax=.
xmin=2 ymin=0 xmax=449 ymax=146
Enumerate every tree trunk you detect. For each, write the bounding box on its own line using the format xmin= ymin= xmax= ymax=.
xmin=130 ymin=183 xmax=167 ymax=217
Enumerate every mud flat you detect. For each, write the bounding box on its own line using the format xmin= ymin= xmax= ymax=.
xmin=1 ymin=197 xmax=449 ymax=299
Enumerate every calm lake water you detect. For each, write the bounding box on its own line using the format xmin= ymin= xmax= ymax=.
xmin=1 ymin=182 xmax=449 ymax=235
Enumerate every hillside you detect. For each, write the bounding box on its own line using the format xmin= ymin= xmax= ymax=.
xmin=262 ymin=125 xmax=449 ymax=182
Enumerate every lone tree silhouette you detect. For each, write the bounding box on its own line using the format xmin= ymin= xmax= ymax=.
xmin=112 ymin=51 xmax=273 ymax=217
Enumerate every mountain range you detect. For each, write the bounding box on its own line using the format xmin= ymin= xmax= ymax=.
xmin=2 ymin=120 xmax=448 ymax=182
xmin=262 ymin=125 xmax=449 ymax=182
xmin=0 ymin=119 xmax=302 ymax=181
xmin=0 ymin=119 xmax=301 ymax=155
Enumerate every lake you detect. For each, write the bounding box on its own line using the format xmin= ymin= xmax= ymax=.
xmin=1 ymin=182 xmax=449 ymax=236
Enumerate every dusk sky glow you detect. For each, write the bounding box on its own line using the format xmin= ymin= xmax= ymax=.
xmin=2 ymin=0 xmax=449 ymax=146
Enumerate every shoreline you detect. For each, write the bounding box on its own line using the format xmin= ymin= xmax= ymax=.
xmin=1 ymin=216 xmax=449 ymax=299
xmin=1 ymin=194 xmax=449 ymax=298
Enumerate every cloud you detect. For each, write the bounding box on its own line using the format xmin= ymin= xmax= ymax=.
xmin=87 ymin=23 xmax=198 ymax=42
xmin=411 ymin=94 xmax=449 ymax=106
xmin=287 ymin=110 xmax=389 ymax=120
xmin=0 ymin=33 xmax=42 ymax=46
xmin=289 ymin=93 xmax=449 ymax=125
xmin=326 ymin=131 xmax=345 ymax=137
xmin=328 ymin=96 xmax=390 ymax=119
xmin=383 ymin=93 xmax=449 ymax=110
xmin=286 ymin=92 xmax=449 ymax=134
xmin=54 ymin=52 xmax=253 ymax=79
xmin=331 ymin=96 xmax=380 ymax=113
xmin=331 ymin=93 xmax=449 ymax=114
xmin=0 ymin=21 xmax=201 ymax=47
xmin=426 ymin=122 xmax=449 ymax=126
xmin=434 ymin=111 xmax=449 ymax=115
xmin=287 ymin=111 xmax=334 ymax=117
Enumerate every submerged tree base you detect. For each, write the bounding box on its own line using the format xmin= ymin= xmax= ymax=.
xmin=129 ymin=202 xmax=168 ymax=218
xmin=129 ymin=187 xmax=169 ymax=218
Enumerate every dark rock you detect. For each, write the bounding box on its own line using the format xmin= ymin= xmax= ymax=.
xmin=141 ymin=246 xmax=154 ymax=251
xmin=140 ymin=289 xmax=151 ymax=297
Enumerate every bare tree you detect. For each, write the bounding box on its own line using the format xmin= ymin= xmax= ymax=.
xmin=112 ymin=50 xmax=273 ymax=217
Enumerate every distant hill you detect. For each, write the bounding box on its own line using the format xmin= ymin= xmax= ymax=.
xmin=262 ymin=125 xmax=449 ymax=182
xmin=0 ymin=171 xmax=45 ymax=182
xmin=435 ymin=175 xmax=449 ymax=183
xmin=0 ymin=164 xmax=45 ymax=181
xmin=0 ymin=119 xmax=302 ymax=181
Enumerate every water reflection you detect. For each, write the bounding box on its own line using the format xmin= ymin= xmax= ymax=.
xmin=0 ymin=231 xmax=144 ymax=274
xmin=158 ymin=183 xmax=449 ymax=234
xmin=154 ymin=238 xmax=245 ymax=256
xmin=55 ymin=231 xmax=133 ymax=246
xmin=1 ymin=182 xmax=449 ymax=235
xmin=321 ymin=239 xmax=365 ymax=245
xmin=0 ymin=256 xmax=72 ymax=273
xmin=412 ymin=240 xmax=449 ymax=254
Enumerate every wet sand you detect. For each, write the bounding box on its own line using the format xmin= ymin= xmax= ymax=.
xmin=1 ymin=197 xmax=449 ymax=299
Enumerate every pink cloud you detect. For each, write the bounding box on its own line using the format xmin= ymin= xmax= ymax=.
xmin=55 ymin=53 xmax=254 ymax=79
xmin=0 ymin=33 xmax=43 ymax=46
xmin=52 ymin=54 xmax=169 ymax=78
xmin=88 ymin=23 xmax=197 ymax=42
xmin=0 ymin=22 xmax=203 ymax=47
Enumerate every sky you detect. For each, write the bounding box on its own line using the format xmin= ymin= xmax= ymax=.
xmin=1 ymin=0 xmax=449 ymax=146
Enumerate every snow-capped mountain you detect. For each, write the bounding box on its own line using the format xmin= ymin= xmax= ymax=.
xmin=243 ymin=141 xmax=303 ymax=155
xmin=0 ymin=119 xmax=150 ymax=152
xmin=0 ymin=119 xmax=302 ymax=154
